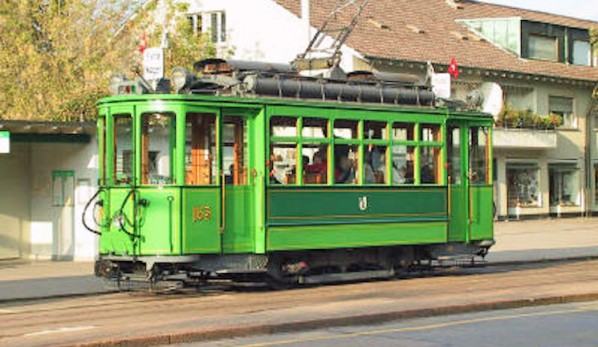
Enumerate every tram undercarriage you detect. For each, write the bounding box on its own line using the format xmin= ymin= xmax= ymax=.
xmin=95 ymin=241 xmax=493 ymax=291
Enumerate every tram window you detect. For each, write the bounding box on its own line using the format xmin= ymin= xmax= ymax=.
xmin=392 ymin=122 xmax=415 ymax=141
xmin=113 ymin=114 xmax=133 ymax=185
xmin=270 ymin=116 xmax=297 ymax=137
xmin=303 ymin=144 xmax=328 ymax=184
xmin=421 ymin=124 xmax=441 ymax=142
xmin=223 ymin=116 xmax=247 ymax=185
xmin=364 ymin=121 xmax=387 ymax=140
xmin=270 ymin=143 xmax=297 ymax=185
xmin=421 ymin=146 xmax=442 ymax=184
xmin=365 ymin=145 xmax=387 ymax=184
xmin=141 ymin=113 xmax=175 ymax=185
xmin=333 ymin=119 xmax=358 ymax=139
xmin=469 ymin=127 xmax=489 ymax=184
xmin=390 ymin=145 xmax=415 ymax=184
xmin=448 ymin=127 xmax=461 ymax=184
xmin=302 ymin=117 xmax=327 ymax=138
xmin=334 ymin=144 xmax=358 ymax=184
xmin=185 ymin=113 xmax=217 ymax=185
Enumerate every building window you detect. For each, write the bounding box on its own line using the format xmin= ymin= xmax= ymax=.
xmin=188 ymin=11 xmax=226 ymax=43
xmin=528 ymin=34 xmax=557 ymax=61
xmin=549 ymin=96 xmax=575 ymax=129
xmin=507 ymin=164 xmax=540 ymax=208
xmin=549 ymin=164 xmax=580 ymax=206
xmin=572 ymin=40 xmax=591 ymax=66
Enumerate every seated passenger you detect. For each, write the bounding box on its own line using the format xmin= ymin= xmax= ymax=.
xmin=335 ymin=156 xmax=355 ymax=183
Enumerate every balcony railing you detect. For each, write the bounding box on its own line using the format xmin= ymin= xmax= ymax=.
xmin=493 ymin=127 xmax=557 ymax=149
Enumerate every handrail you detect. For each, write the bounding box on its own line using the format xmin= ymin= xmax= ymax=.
xmin=220 ymin=172 xmax=226 ymax=234
xmin=117 ymin=188 xmax=140 ymax=239
xmin=82 ymin=187 xmax=106 ymax=235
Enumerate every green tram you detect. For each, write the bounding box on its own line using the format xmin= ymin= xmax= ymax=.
xmin=90 ymin=59 xmax=494 ymax=287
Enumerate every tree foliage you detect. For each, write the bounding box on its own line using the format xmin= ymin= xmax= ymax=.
xmin=0 ymin=0 xmax=216 ymax=121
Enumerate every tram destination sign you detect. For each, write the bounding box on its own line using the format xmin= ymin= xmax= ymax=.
xmin=0 ymin=131 xmax=10 ymax=153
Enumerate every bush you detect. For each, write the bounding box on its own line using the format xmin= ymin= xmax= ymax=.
xmin=495 ymin=104 xmax=562 ymax=130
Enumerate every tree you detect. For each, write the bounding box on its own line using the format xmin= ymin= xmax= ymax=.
xmin=0 ymin=0 xmax=216 ymax=121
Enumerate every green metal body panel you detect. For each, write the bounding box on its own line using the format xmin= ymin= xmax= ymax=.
xmin=470 ymin=186 xmax=494 ymax=241
xmin=223 ymin=186 xmax=255 ymax=253
xmin=102 ymin=188 xmax=135 ymax=255
xmin=267 ymin=188 xmax=447 ymax=225
xmin=182 ymin=188 xmax=221 ymax=254
xmin=267 ymin=222 xmax=447 ymax=251
xmin=448 ymin=185 xmax=468 ymax=242
xmin=137 ymin=188 xmax=181 ymax=255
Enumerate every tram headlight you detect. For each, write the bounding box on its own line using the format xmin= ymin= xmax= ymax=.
xmin=171 ymin=67 xmax=193 ymax=93
xmin=109 ymin=73 xmax=127 ymax=95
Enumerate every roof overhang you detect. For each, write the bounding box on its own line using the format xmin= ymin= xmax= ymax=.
xmin=0 ymin=120 xmax=95 ymax=143
xmin=364 ymin=55 xmax=598 ymax=88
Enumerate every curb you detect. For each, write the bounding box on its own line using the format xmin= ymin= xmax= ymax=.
xmin=69 ymin=292 xmax=598 ymax=347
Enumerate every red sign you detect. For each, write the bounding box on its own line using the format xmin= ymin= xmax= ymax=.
xmin=447 ymin=58 xmax=459 ymax=79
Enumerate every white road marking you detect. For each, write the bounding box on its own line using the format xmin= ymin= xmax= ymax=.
xmin=24 ymin=325 xmax=96 ymax=337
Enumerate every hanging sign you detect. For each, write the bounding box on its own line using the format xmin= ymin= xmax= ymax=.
xmin=431 ymin=73 xmax=451 ymax=99
xmin=143 ymin=47 xmax=164 ymax=80
xmin=0 ymin=131 xmax=10 ymax=154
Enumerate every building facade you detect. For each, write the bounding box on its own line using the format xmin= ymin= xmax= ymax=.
xmin=185 ymin=0 xmax=598 ymax=219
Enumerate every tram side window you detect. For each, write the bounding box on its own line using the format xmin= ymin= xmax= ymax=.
xmin=365 ymin=120 xmax=387 ymax=140
xmin=223 ymin=116 xmax=247 ymax=185
xmin=302 ymin=117 xmax=328 ymax=138
xmin=390 ymin=145 xmax=415 ymax=184
xmin=365 ymin=145 xmax=388 ymax=184
xmin=421 ymin=146 xmax=442 ymax=184
xmin=469 ymin=127 xmax=490 ymax=184
xmin=114 ymin=114 xmax=133 ymax=185
xmin=141 ymin=113 xmax=175 ymax=185
xmin=334 ymin=144 xmax=358 ymax=184
xmin=186 ymin=113 xmax=217 ymax=185
xmin=270 ymin=116 xmax=297 ymax=137
xmin=392 ymin=122 xmax=415 ymax=141
xmin=270 ymin=143 xmax=297 ymax=185
xmin=421 ymin=124 xmax=441 ymax=142
xmin=303 ymin=144 xmax=329 ymax=184
xmin=447 ymin=127 xmax=461 ymax=184
xmin=333 ymin=119 xmax=358 ymax=139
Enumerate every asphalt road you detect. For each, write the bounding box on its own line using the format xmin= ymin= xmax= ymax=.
xmin=190 ymin=300 xmax=598 ymax=347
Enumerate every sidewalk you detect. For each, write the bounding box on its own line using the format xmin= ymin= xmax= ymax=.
xmin=1 ymin=217 xmax=597 ymax=302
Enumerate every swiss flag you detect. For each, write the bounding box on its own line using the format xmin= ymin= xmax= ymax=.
xmin=447 ymin=58 xmax=459 ymax=79
xmin=138 ymin=32 xmax=148 ymax=53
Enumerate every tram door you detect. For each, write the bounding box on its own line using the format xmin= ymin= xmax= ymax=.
xmin=447 ymin=124 xmax=493 ymax=242
xmin=447 ymin=125 xmax=468 ymax=242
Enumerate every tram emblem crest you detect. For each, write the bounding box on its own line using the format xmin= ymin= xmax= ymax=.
xmin=358 ymin=196 xmax=368 ymax=211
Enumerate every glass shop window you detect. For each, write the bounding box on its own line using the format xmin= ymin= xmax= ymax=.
xmin=506 ymin=164 xmax=540 ymax=208
xmin=185 ymin=113 xmax=217 ymax=185
xmin=114 ymin=114 xmax=133 ymax=185
xmin=141 ymin=113 xmax=175 ymax=185
xmin=549 ymin=164 xmax=580 ymax=206
xmin=390 ymin=145 xmax=415 ymax=184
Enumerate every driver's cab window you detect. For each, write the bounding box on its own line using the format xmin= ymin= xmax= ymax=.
xmin=141 ymin=112 xmax=175 ymax=185
xmin=469 ymin=127 xmax=490 ymax=184
xmin=114 ymin=114 xmax=133 ymax=185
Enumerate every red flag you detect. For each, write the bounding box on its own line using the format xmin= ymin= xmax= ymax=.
xmin=447 ymin=58 xmax=459 ymax=79
xmin=138 ymin=32 xmax=148 ymax=53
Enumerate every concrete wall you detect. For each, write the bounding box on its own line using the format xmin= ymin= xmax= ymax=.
xmin=29 ymin=139 xmax=99 ymax=261
xmin=0 ymin=143 xmax=31 ymax=259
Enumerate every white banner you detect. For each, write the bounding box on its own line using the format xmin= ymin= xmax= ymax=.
xmin=431 ymin=73 xmax=451 ymax=99
xmin=143 ymin=47 xmax=164 ymax=80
